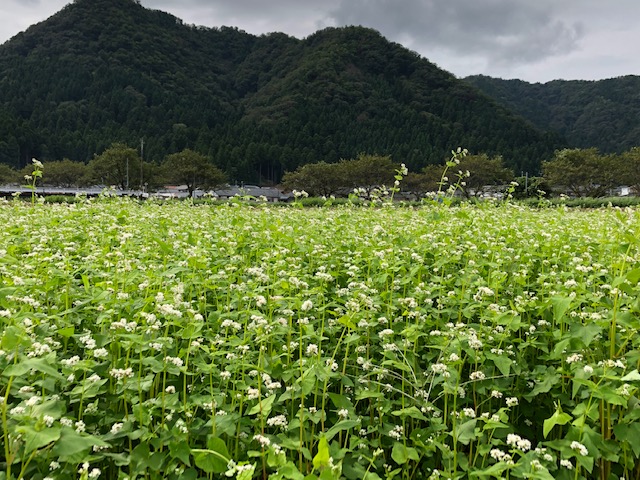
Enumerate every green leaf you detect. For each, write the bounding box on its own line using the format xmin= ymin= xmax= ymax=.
xmin=453 ymin=419 xmax=477 ymax=445
xmin=551 ymin=296 xmax=572 ymax=323
xmin=319 ymin=470 xmax=336 ymax=480
xmin=312 ymin=435 xmax=330 ymax=470
xmin=154 ymin=238 xmax=172 ymax=254
xmin=56 ymin=326 xmax=75 ymax=338
xmin=337 ymin=314 xmax=357 ymax=330
xmin=300 ymin=373 xmax=316 ymax=396
xmin=1 ymin=326 xmax=24 ymax=350
xmin=207 ymin=436 xmax=231 ymax=458
xmin=278 ymin=462 xmax=305 ymax=480
xmin=487 ymin=352 xmax=512 ymax=376
xmin=626 ymin=268 xmax=640 ymax=284
xmin=129 ymin=442 xmax=151 ymax=474
xmin=52 ymin=429 xmax=110 ymax=462
xmin=543 ymin=407 xmax=572 ymax=438
xmin=613 ymin=423 xmax=640 ymax=457
xmin=192 ymin=439 xmax=230 ymax=475
xmin=15 ymin=425 xmax=61 ymax=454
xmin=575 ymin=453 xmax=594 ymax=473
xmin=193 ymin=453 xmax=221 ymax=474
xmin=391 ymin=406 xmax=427 ymax=421
xmin=381 ymin=359 xmax=413 ymax=374
xmin=621 ymin=369 xmax=640 ymax=381
xmin=3 ymin=356 xmax=64 ymax=380
xmin=391 ymin=443 xmax=419 ymax=464
xmin=325 ymin=419 xmax=360 ymax=441
xmin=247 ymin=394 xmax=276 ymax=416
xmin=525 ymin=371 xmax=561 ymax=400
xmin=179 ymin=322 xmax=203 ymax=339
xmin=68 ymin=378 xmax=108 ymax=400
xmin=363 ymin=473 xmax=383 ymax=480
xmin=355 ymin=390 xmax=384 ymax=401
xmin=328 ymin=393 xmax=353 ymax=411
xmin=595 ymin=386 xmax=627 ymax=406
xmin=237 ymin=464 xmax=256 ymax=480
xmin=569 ymin=322 xmax=602 ymax=348
xmin=169 ymin=439 xmax=192 ymax=466
xmin=469 ymin=461 xmax=510 ymax=477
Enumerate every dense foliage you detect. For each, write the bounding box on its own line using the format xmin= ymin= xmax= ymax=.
xmin=284 ymin=151 xmax=515 ymax=200
xmin=0 ymin=0 xmax=560 ymax=182
xmin=1 ymin=199 xmax=640 ymax=479
xmin=281 ymin=154 xmax=398 ymax=197
xmin=161 ymin=149 xmax=227 ymax=196
xmin=542 ymin=147 xmax=640 ymax=197
xmin=280 ymin=145 xmax=640 ymax=200
xmin=465 ymin=75 xmax=640 ymax=154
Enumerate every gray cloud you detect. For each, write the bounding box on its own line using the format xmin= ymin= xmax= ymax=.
xmin=0 ymin=0 xmax=638 ymax=82
xmin=326 ymin=0 xmax=584 ymax=67
xmin=145 ymin=0 xmax=337 ymax=37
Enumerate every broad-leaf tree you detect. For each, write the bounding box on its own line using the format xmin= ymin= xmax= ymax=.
xmin=87 ymin=143 xmax=142 ymax=190
xmin=162 ymin=149 xmax=226 ymax=196
xmin=620 ymin=147 xmax=640 ymax=195
xmin=338 ymin=154 xmax=397 ymax=194
xmin=281 ymin=161 xmax=344 ymax=197
xmin=400 ymin=167 xmax=443 ymax=200
xmin=39 ymin=159 xmax=89 ymax=187
xmin=282 ymin=154 xmax=398 ymax=197
xmin=543 ymin=148 xmax=620 ymax=197
xmin=510 ymin=176 xmax=551 ymax=199
xmin=456 ymin=154 xmax=514 ymax=198
xmin=0 ymin=163 xmax=17 ymax=184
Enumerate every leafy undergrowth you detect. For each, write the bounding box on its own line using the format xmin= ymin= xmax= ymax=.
xmin=1 ymin=199 xmax=640 ymax=480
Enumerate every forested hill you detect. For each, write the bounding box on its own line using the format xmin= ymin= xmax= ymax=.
xmin=0 ymin=0 xmax=561 ymax=182
xmin=465 ymin=75 xmax=640 ymax=154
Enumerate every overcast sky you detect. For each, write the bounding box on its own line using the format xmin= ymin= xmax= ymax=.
xmin=1 ymin=0 xmax=638 ymax=83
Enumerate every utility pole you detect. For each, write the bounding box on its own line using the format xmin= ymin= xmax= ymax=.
xmin=140 ymin=138 xmax=144 ymax=190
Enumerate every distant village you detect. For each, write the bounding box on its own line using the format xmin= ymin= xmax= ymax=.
xmin=0 ymin=184 xmax=293 ymax=202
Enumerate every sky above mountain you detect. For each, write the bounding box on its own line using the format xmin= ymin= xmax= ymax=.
xmin=1 ymin=0 xmax=638 ymax=83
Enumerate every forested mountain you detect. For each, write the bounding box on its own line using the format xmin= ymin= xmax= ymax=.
xmin=0 ymin=0 xmax=561 ymax=182
xmin=465 ymin=75 xmax=640 ymax=154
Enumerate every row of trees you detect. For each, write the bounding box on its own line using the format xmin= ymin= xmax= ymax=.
xmin=0 ymin=144 xmax=227 ymax=196
xmin=282 ymin=152 xmax=515 ymax=199
xmin=542 ymin=147 xmax=640 ymax=197
xmin=282 ymin=147 xmax=640 ymax=199
xmin=3 ymin=145 xmax=639 ymax=200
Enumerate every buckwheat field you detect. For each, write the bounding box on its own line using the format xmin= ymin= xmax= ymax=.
xmin=1 ymin=198 xmax=639 ymax=480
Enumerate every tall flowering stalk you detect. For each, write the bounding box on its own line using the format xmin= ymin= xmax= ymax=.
xmin=23 ymin=158 xmax=43 ymax=206
xmin=433 ymin=147 xmax=469 ymax=205
xmin=388 ymin=163 xmax=409 ymax=204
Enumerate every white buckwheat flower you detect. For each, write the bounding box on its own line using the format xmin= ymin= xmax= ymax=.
xmin=565 ymin=353 xmax=583 ymax=364
xmin=266 ymin=415 xmax=288 ymax=429
xmin=164 ymin=356 xmax=184 ymax=367
xmin=110 ymin=423 xmax=124 ymax=434
xmin=570 ymin=441 xmax=588 ymax=456
xmin=506 ymin=433 xmax=531 ymax=452
xmin=560 ymin=459 xmax=573 ymax=469
xmin=109 ymin=368 xmax=134 ymax=380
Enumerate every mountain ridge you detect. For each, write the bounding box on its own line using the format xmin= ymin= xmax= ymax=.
xmin=0 ymin=0 xmax=561 ymax=181
xmin=465 ymin=74 xmax=640 ymax=153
